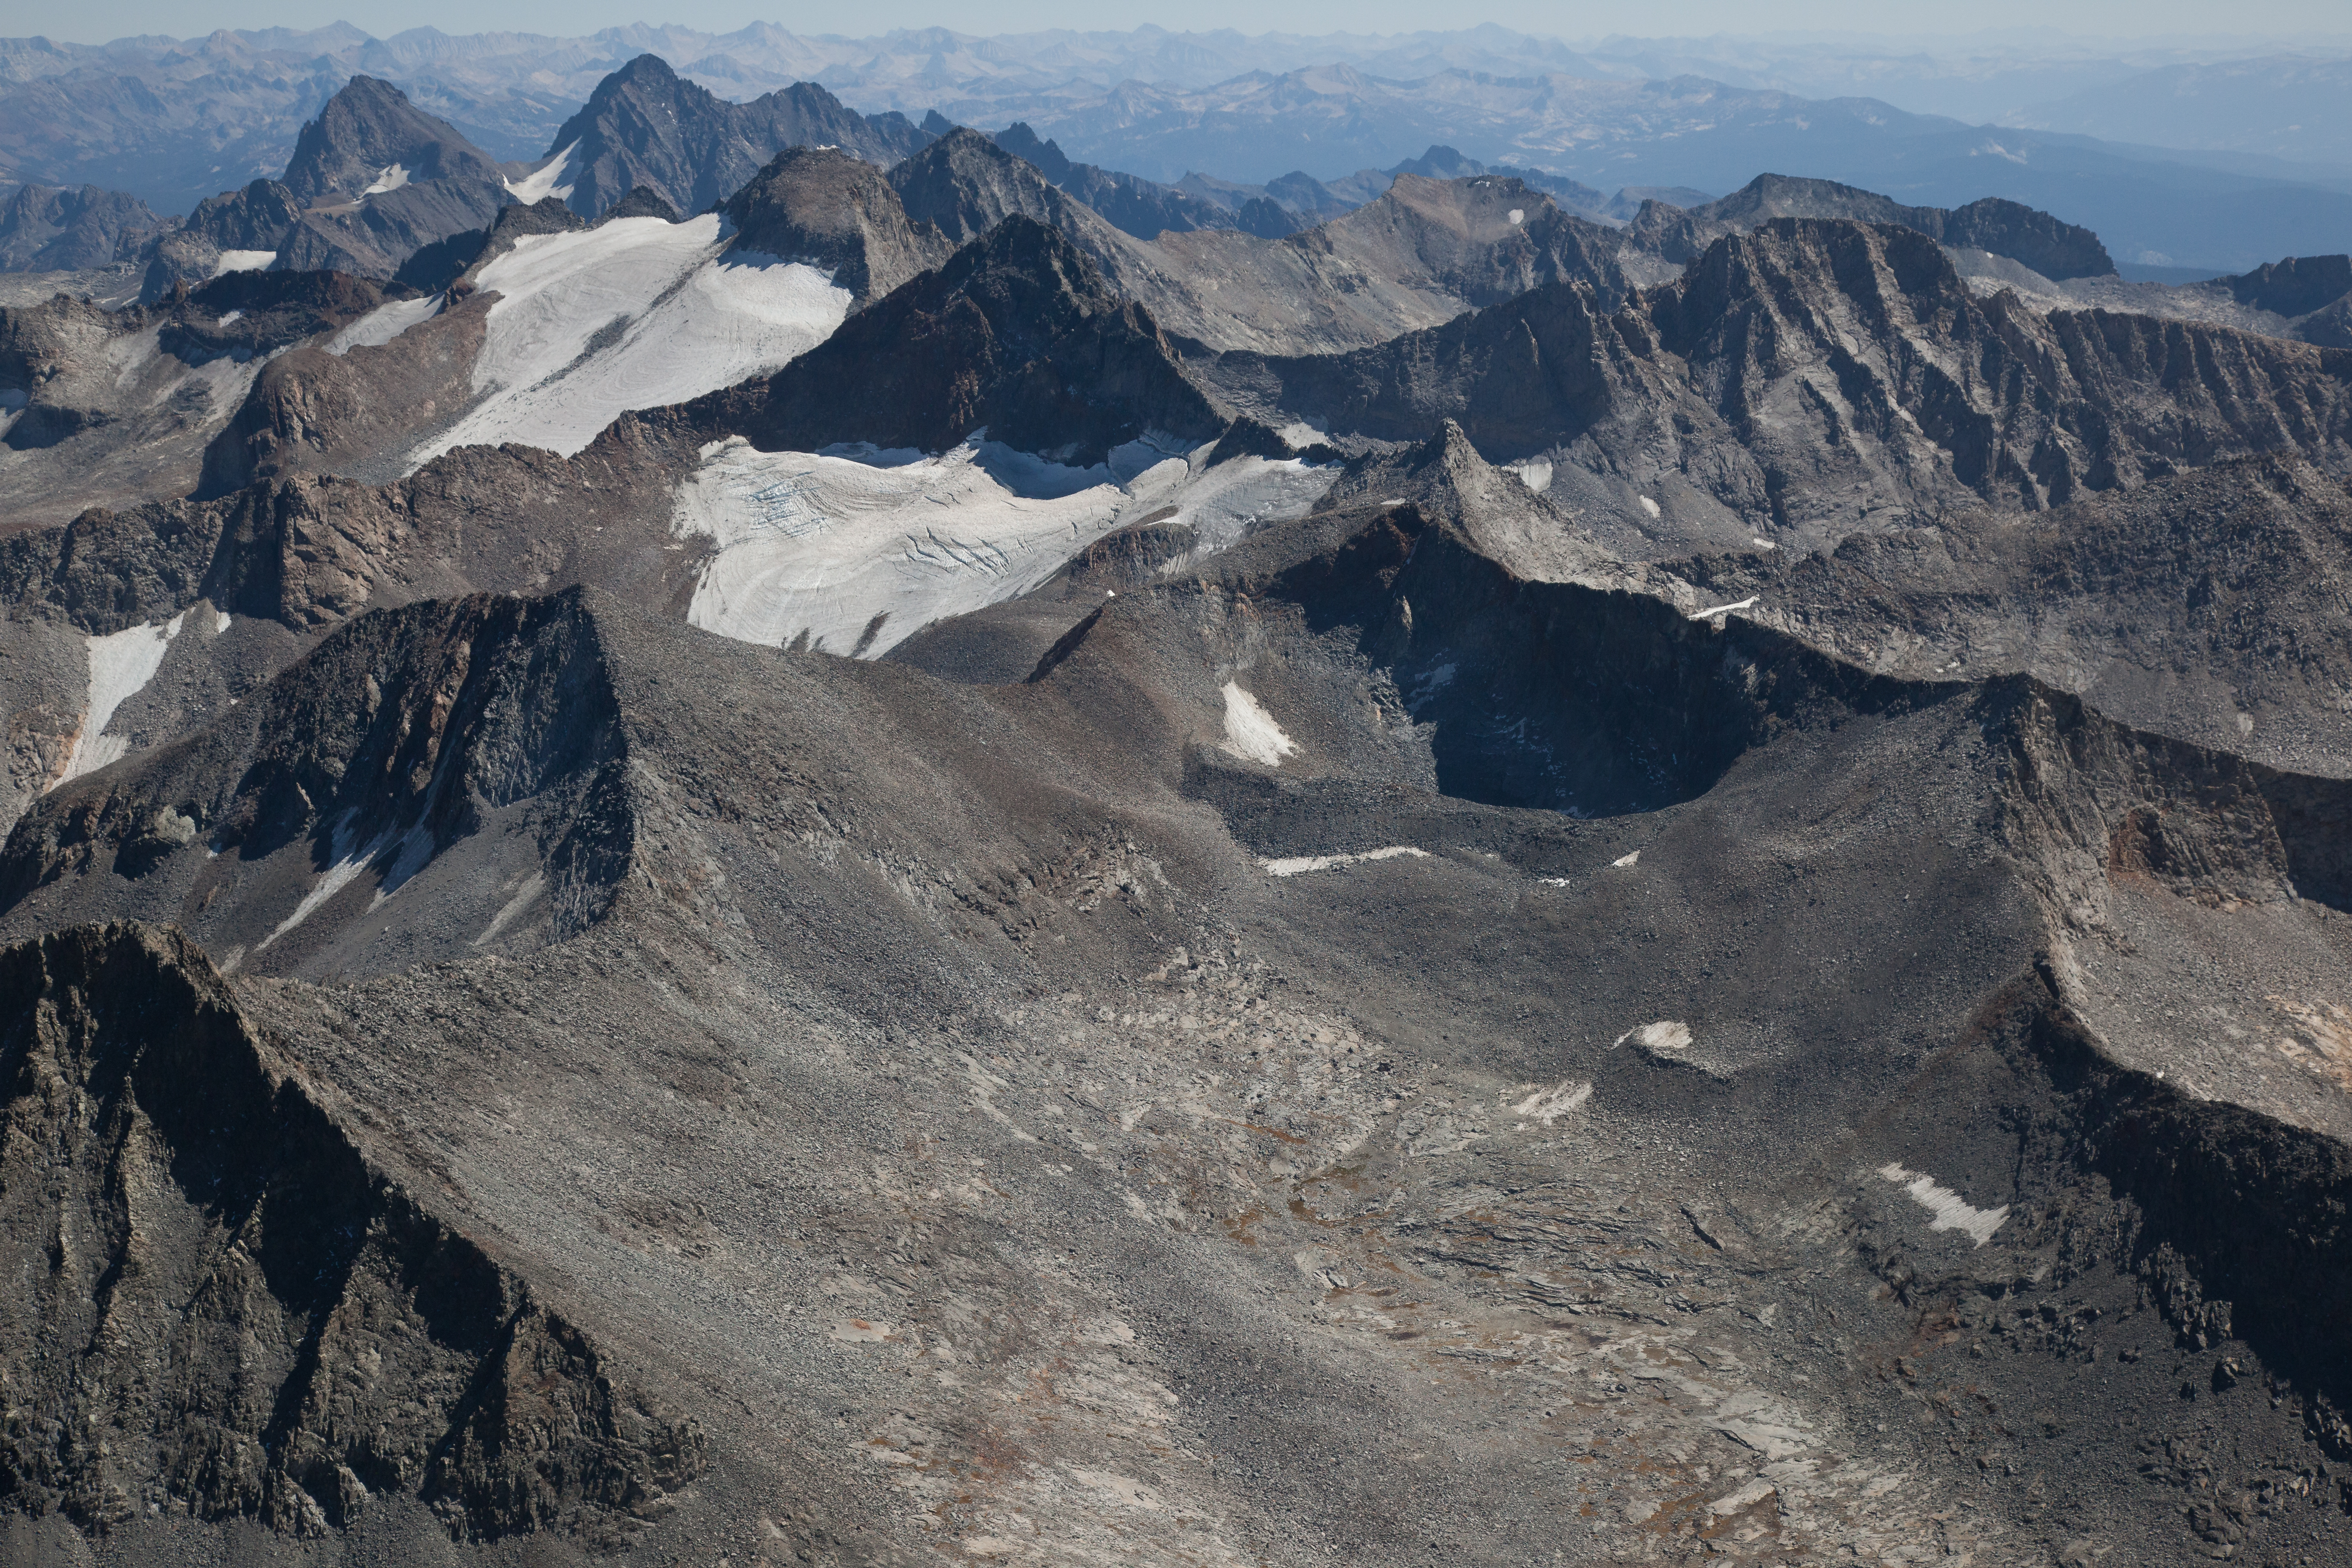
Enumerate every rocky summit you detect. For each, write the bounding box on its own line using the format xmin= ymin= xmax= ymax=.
xmin=5 ymin=31 xmax=2352 ymax=1568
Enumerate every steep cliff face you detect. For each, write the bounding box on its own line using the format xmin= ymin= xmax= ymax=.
xmin=0 ymin=921 xmax=704 ymax=1538
xmin=0 ymin=183 xmax=167 ymax=272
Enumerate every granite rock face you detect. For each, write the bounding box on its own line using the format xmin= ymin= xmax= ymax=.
xmin=0 ymin=184 xmax=168 ymax=272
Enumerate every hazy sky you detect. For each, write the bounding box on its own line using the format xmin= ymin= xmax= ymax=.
xmin=27 ymin=2 xmax=2349 ymax=46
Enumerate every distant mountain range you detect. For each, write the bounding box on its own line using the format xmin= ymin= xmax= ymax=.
xmin=1 ymin=25 xmax=2348 ymax=272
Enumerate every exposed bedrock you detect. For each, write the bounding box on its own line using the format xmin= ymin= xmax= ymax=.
xmin=0 ymin=921 xmax=704 ymax=1538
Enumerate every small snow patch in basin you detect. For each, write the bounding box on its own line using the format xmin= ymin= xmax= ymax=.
xmin=1259 ymin=846 xmax=1429 ymax=877
xmin=1221 ymin=682 xmax=1298 ymax=766
xmin=1878 ymin=1164 xmax=2008 ymax=1247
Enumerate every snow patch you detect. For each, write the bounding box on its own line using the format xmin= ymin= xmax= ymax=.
xmin=1515 ymin=459 xmax=1553 ymax=493
xmin=360 ymin=162 xmax=410 ymax=196
xmin=215 ymin=309 xmax=243 ymax=326
xmin=1259 ymin=846 xmax=1428 ymax=877
xmin=475 ymin=870 xmax=547 ymax=946
xmin=1877 ymin=1164 xmax=2008 ymax=1247
xmin=1638 ymin=495 xmax=1661 ymax=518
xmin=1507 ymin=208 xmax=1524 ymax=225
xmin=1510 ymin=1079 xmax=1591 ymax=1124
xmin=257 ymin=810 xmax=382 ymax=949
xmin=1610 ymin=849 xmax=1640 ymax=868
xmin=213 ymin=609 xmax=232 ymax=635
xmin=411 ymin=216 xmax=848 ymax=465
xmin=1689 ymin=596 xmax=1758 ymax=620
xmin=1221 ymin=683 xmax=1298 ymax=767
xmin=212 ymin=250 xmax=276 ymax=277
xmin=503 ymin=142 xmax=577 ymax=204
xmin=58 ymin=614 xmax=184 ymax=785
xmin=327 ymin=292 xmax=442 ymax=356
xmin=1617 ymin=1020 xmax=1692 ymax=1053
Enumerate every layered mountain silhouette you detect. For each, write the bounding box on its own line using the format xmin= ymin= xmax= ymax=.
xmin=1623 ymin=172 xmax=2117 ymax=281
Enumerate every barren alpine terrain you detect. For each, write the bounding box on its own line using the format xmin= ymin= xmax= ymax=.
xmin=5 ymin=28 xmax=2352 ymax=1568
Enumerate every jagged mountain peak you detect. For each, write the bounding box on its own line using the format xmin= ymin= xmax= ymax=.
xmin=281 ymin=73 xmax=508 ymax=204
xmin=542 ymin=53 xmax=931 ymax=220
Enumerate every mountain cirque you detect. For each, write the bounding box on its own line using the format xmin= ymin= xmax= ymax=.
xmin=7 ymin=91 xmax=2352 ymax=1568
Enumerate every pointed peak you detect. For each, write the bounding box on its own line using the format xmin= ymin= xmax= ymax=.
xmin=610 ymin=52 xmax=679 ymax=86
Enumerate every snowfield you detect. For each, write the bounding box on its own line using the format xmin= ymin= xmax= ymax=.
xmin=59 ymin=613 xmax=183 ymax=785
xmin=326 ymin=292 xmax=443 ymax=356
xmin=674 ymin=435 xmax=1334 ymax=659
xmin=406 ymin=215 xmax=852 ymax=468
xmin=504 ymin=142 xmax=578 ymax=205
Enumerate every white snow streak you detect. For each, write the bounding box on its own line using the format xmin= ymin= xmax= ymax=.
xmin=411 ymin=216 xmax=848 ymax=466
xmin=1610 ymin=850 xmax=1640 ymax=867
xmin=360 ymin=162 xmax=410 ymax=196
xmin=503 ymin=142 xmax=578 ymax=204
xmin=1510 ymin=1079 xmax=1591 ymax=1124
xmin=57 ymin=614 xmax=183 ymax=785
xmin=258 ymin=810 xmax=382 ymax=950
xmin=1259 ymin=846 xmax=1428 ymax=877
xmin=1689 ymin=596 xmax=1758 ymax=620
xmin=326 ymin=293 xmax=442 ymax=356
xmin=212 ymin=250 xmax=276 ymax=277
xmin=474 ymin=871 xmax=546 ymax=946
xmin=1221 ymin=683 xmax=1298 ymax=766
xmin=1877 ymin=1164 xmax=2008 ymax=1247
